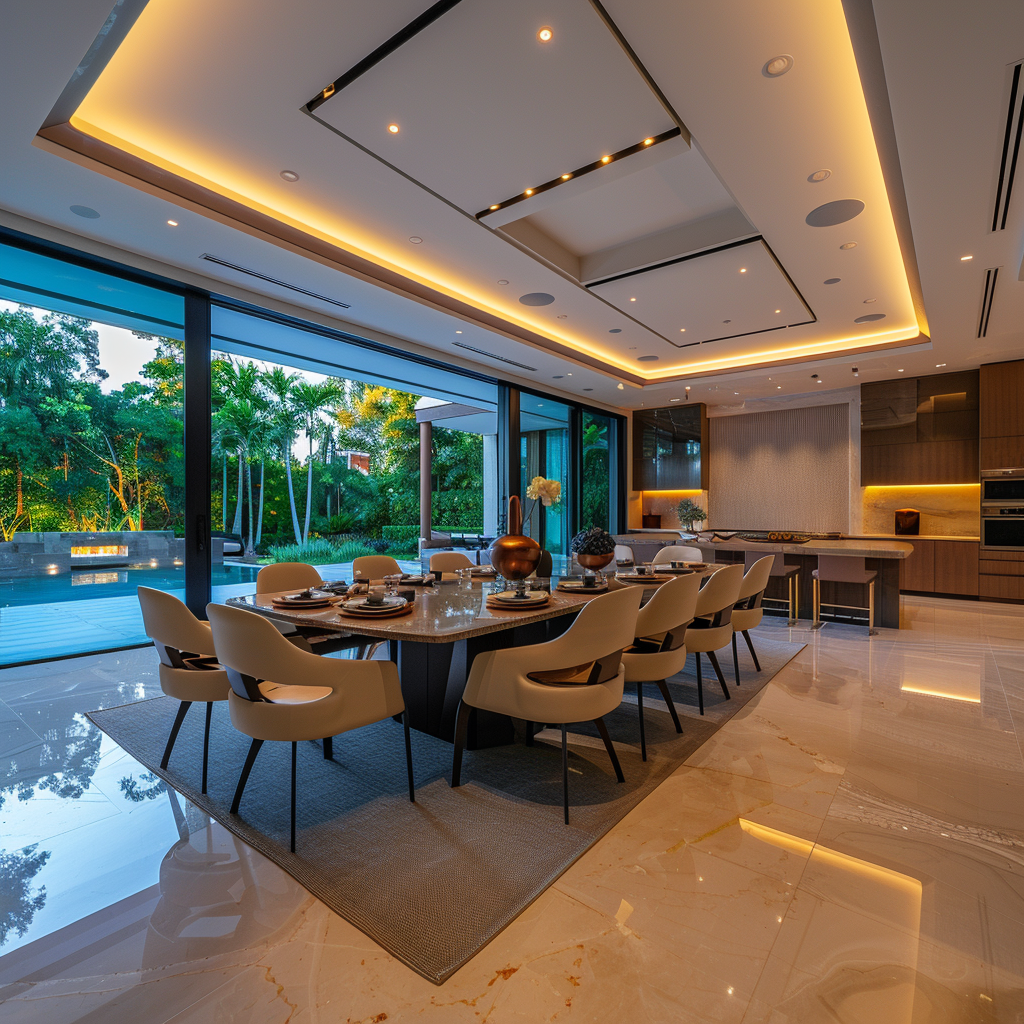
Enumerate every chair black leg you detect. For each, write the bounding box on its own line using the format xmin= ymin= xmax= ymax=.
xmin=525 ymin=721 xmax=534 ymax=746
xmin=655 ymin=680 xmax=683 ymax=733
xmin=201 ymin=702 xmax=213 ymax=794
xmin=695 ymin=654 xmax=705 ymax=715
xmin=323 ymin=735 xmax=333 ymax=760
xmin=732 ymin=632 xmax=741 ymax=687
xmin=594 ymin=716 xmax=625 ymax=783
xmin=636 ymin=681 xmax=647 ymax=761
xmin=230 ymin=738 xmax=264 ymax=814
xmin=290 ymin=741 xmax=297 ymax=853
xmin=161 ymin=701 xmax=192 ymax=770
xmin=450 ymin=700 xmax=472 ymax=788
xmin=742 ymin=630 xmax=762 ymax=672
xmin=403 ymin=712 xmax=415 ymax=803
xmin=561 ymin=724 xmax=569 ymax=825
xmin=708 ymin=650 xmax=731 ymax=700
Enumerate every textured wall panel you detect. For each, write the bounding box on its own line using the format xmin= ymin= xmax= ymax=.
xmin=710 ymin=404 xmax=850 ymax=533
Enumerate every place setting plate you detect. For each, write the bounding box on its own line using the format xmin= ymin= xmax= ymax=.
xmin=271 ymin=590 xmax=336 ymax=609
xmin=337 ymin=596 xmax=412 ymax=618
xmin=615 ymin=572 xmax=672 ymax=584
xmin=485 ymin=589 xmax=550 ymax=609
xmin=556 ymin=578 xmax=608 ymax=592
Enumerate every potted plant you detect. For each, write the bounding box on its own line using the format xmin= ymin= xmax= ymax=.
xmin=675 ymin=497 xmax=707 ymax=533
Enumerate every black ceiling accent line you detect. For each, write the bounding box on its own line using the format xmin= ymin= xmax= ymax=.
xmin=999 ymin=67 xmax=1024 ymax=230
xmin=757 ymin=235 xmax=817 ymax=322
xmin=977 ymin=267 xmax=998 ymax=338
xmin=673 ymin=319 xmax=817 ymax=350
xmin=993 ymin=63 xmax=1021 ymax=231
xmin=586 ymin=0 xmax=691 ymax=145
xmin=584 ymin=234 xmax=762 ymax=288
xmin=200 ymin=254 xmax=350 ymax=308
xmin=305 ymin=0 xmax=465 ymax=113
xmin=475 ymin=128 xmax=682 ymax=219
xmin=453 ymin=341 xmax=537 ymax=372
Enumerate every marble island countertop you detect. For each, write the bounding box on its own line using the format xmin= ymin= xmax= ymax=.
xmin=856 ymin=534 xmax=980 ymax=542
xmin=696 ymin=536 xmax=915 ymax=558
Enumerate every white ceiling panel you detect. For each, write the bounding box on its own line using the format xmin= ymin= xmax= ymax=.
xmin=588 ymin=239 xmax=812 ymax=347
xmin=523 ymin=145 xmax=738 ymax=256
xmin=313 ymin=0 xmax=673 ymax=214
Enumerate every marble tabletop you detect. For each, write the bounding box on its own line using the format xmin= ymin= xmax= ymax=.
xmin=227 ymin=581 xmax=597 ymax=644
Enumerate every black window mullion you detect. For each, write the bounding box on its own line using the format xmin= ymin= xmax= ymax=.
xmin=184 ymin=289 xmax=212 ymax=617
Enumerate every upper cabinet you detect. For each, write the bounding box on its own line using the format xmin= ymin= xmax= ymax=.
xmin=861 ymin=370 xmax=979 ymax=485
xmin=633 ymin=404 xmax=708 ymax=491
xmin=980 ymin=359 xmax=1024 ymax=470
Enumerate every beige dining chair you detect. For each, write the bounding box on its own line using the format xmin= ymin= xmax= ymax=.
xmin=683 ymin=563 xmax=744 ymax=714
xmin=731 ymin=555 xmax=775 ymax=684
xmin=137 ymin=587 xmax=230 ymax=794
xmin=653 ymin=544 xmax=704 ymax=565
xmin=429 ymin=551 xmax=474 ymax=573
xmin=613 ymin=544 xmax=635 ymax=565
xmin=255 ymin=562 xmax=323 ymax=594
xmin=206 ymin=602 xmax=414 ymax=853
xmin=352 ymin=554 xmax=403 ymax=580
xmin=620 ymin=573 xmax=702 ymax=760
xmin=450 ymin=586 xmax=642 ymax=824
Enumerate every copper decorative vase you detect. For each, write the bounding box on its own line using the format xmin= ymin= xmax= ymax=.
xmin=576 ymin=552 xmax=614 ymax=572
xmin=489 ymin=496 xmax=542 ymax=580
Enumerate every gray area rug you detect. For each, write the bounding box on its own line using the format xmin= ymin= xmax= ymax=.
xmin=88 ymin=635 xmax=804 ymax=984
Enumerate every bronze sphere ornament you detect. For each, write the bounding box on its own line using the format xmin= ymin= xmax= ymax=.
xmin=489 ymin=496 xmax=542 ymax=583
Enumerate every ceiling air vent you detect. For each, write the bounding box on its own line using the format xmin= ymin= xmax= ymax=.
xmin=977 ymin=267 xmax=999 ymax=338
xmin=199 ymin=254 xmax=351 ymax=309
xmin=453 ymin=341 xmax=536 ymax=372
xmin=992 ymin=63 xmax=1024 ymax=231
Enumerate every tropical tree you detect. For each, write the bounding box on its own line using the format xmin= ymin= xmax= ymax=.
xmin=263 ymin=366 xmax=303 ymax=545
xmin=292 ymin=379 xmax=342 ymax=542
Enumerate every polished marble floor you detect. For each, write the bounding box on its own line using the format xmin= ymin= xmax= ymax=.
xmin=0 ymin=595 xmax=1022 ymax=1022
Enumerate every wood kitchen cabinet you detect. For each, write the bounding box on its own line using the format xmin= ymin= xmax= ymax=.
xmin=980 ymin=359 xmax=1024 ymax=471
xmin=933 ymin=540 xmax=979 ymax=596
xmin=899 ymin=540 xmax=934 ymax=591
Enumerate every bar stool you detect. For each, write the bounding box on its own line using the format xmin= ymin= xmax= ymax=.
xmin=812 ymin=555 xmax=877 ymax=634
xmin=745 ymin=552 xmax=800 ymax=623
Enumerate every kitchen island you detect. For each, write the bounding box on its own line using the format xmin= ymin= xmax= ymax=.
xmin=697 ymin=535 xmax=914 ymax=628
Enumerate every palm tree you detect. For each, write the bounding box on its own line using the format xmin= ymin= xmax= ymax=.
xmin=217 ymin=397 xmax=263 ymax=552
xmin=263 ymin=367 xmax=303 ymax=545
xmin=292 ymin=380 xmax=342 ymax=543
xmin=216 ymin=361 xmax=261 ymax=538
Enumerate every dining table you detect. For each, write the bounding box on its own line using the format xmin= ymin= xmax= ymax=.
xmin=226 ymin=566 xmax=723 ymax=750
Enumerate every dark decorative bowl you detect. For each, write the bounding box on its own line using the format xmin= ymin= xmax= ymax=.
xmin=576 ymin=552 xmax=615 ymax=571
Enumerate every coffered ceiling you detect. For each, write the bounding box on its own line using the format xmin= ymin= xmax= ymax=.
xmin=0 ymin=0 xmax=1020 ymax=411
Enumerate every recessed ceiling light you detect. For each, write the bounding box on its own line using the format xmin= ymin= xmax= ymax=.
xmin=808 ymin=169 xmax=831 ymax=183
xmin=643 ymin=138 xmax=654 ymax=146
xmin=739 ymin=268 xmax=747 ymax=273
xmin=824 ymin=277 xmax=841 ymax=284
xmin=567 ymin=372 xmax=572 ymax=375
xmin=524 ymin=188 xmax=534 ymax=196
xmin=537 ymin=26 xmax=553 ymax=41
xmin=960 ymin=255 xmax=973 ymax=261
xmin=617 ymin=383 xmax=624 ymax=390
xmin=817 ymin=380 xmax=824 ymax=384
xmin=561 ymin=173 xmax=571 ymax=180
xmin=685 ymin=386 xmax=691 ymax=392
xmin=777 ymin=385 xmax=782 ymax=389
xmin=763 ymin=54 xmax=794 ymax=77
xmin=455 ymin=330 xmax=462 ymax=334
xmin=489 ymin=204 xmax=499 ymax=210
xmin=936 ymin=363 xmax=947 ymax=367
xmin=679 ymin=328 xmax=686 ymax=332
xmin=409 ymin=236 xmax=422 ymax=243
xmin=70 ymin=205 xmax=99 ymax=219
xmin=629 ymin=297 xmax=636 ymax=301
xmin=863 ymin=298 xmax=877 ymax=303
xmin=166 ymin=219 xmax=178 ymax=226
xmin=898 ymin=368 xmax=905 ymax=372
xmin=601 ymin=156 xmax=611 ymax=164
xmin=670 ymin=397 xmax=680 ymax=401
xmin=387 ymin=124 xmax=400 ymax=134
xmin=497 ymin=279 xmax=509 ymax=285
xmin=734 ymin=392 xmax=740 ymax=395
xmin=839 ymin=241 xmax=857 ymax=250
xmin=775 ymin=309 xmax=781 ymax=313
xmin=280 ymin=170 xmax=300 ymax=182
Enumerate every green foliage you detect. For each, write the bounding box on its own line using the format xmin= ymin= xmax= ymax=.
xmin=383 ymin=525 xmax=420 ymax=542
xmin=676 ymin=497 xmax=707 ymax=528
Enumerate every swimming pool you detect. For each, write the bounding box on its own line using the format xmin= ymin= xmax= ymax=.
xmin=0 ymin=562 xmax=261 ymax=608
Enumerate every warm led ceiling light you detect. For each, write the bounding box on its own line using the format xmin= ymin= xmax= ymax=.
xmin=763 ymin=54 xmax=794 ymax=77
xmin=387 ymin=123 xmax=400 ymax=134
xmin=561 ymin=173 xmax=571 ymax=180
xmin=601 ymin=155 xmax=611 ymax=163
xmin=739 ymin=268 xmax=747 ymax=273
xmin=630 ymin=297 xmax=636 ymax=301
xmin=489 ymin=204 xmax=499 ymax=210
xmin=643 ymin=138 xmax=654 ymax=146
xmin=524 ymin=188 xmax=533 ymax=196
xmin=775 ymin=309 xmax=781 ymax=313
xmin=960 ymin=255 xmax=973 ymax=261
xmin=166 ymin=219 xmax=178 ymax=226
xmin=936 ymin=362 xmax=946 ymax=367
xmin=537 ymin=26 xmax=553 ymax=41
xmin=679 ymin=328 xmax=686 ymax=332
